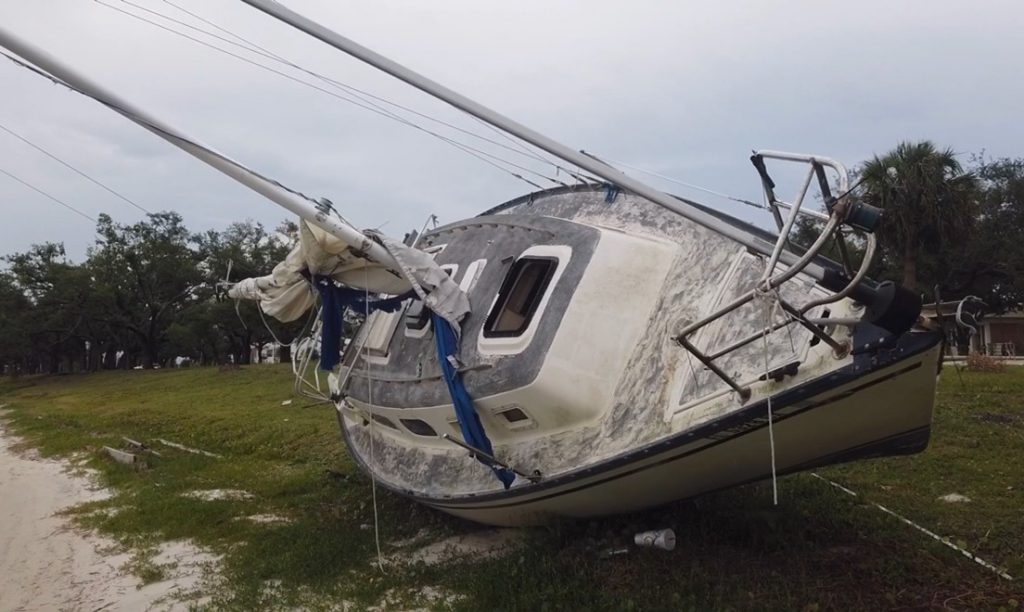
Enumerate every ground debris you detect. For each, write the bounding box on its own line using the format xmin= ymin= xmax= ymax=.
xmin=182 ymin=489 xmax=254 ymax=502
xmin=237 ymin=513 xmax=291 ymax=525
xmin=388 ymin=529 xmax=524 ymax=567
xmin=367 ymin=585 xmax=463 ymax=612
xmin=103 ymin=445 xmax=143 ymax=467
xmin=938 ymin=493 xmax=973 ymax=503
xmin=156 ymin=438 xmax=222 ymax=458
xmin=123 ymin=437 xmax=162 ymax=456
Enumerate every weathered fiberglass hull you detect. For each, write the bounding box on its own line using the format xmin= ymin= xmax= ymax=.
xmin=342 ymin=330 xmax=940 ymax=526
xmin=335 ymin=186 xmax=941 ymax=526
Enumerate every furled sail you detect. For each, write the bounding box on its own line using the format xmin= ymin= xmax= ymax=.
xmin=228 ymin=219 xmax=470 ymax=331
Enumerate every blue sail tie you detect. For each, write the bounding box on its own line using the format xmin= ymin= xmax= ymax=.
xmin=312 ymin=276 xmax=411 ymax=371
xmin=432 ymin=313 xmax=516 ymax=489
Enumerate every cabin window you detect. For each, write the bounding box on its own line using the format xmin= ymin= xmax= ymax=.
xmin=400 ymin=418 xmax=437 ymax=437
xmin=484 ymin=257 xmax=557 ymax=337
xmin=371 ymin=413 xmax=397 ymax=429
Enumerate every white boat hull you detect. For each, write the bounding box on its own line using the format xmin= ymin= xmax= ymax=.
xmin=372 ymin=334 xmax=941 ymax=526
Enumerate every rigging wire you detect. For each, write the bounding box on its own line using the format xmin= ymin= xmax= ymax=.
xmin=157 ymin=0 xmax=594 ymax=185
xmin=601 ymin=156 xmax=767 ymax=211
xmin=0 ymin=120 xmax=152 ymax=214
xmin=98 ymin=0 xmax=565 ymax=189
xmin=0 ymin=47 xmax=333 ymax=210
xmin=0 ymin=165 xmax=98 ymax=223
xmin=759 ymin=290 xmax=779 ymax=506
xmin=362 ymin=268 xmax=386 ymax=573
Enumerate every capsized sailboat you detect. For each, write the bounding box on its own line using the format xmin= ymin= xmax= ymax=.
xmin=0 ymin=2 xmax=941 ymax=526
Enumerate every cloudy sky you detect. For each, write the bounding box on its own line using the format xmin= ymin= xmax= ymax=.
xmin=1 ymin=0 xmax=1022 ymax=261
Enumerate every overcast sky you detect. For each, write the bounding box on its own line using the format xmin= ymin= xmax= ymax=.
xmin=1 ymin=0 xmax=1022 ymax=261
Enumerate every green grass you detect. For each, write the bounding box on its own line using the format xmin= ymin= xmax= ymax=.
xmin=1 ymin=366 xmax=1022 ymax=610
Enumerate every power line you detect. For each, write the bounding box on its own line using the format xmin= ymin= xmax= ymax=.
xmin=0 ymin=166 xmax=98 ymax=223
xmin=0 ymin=120 xmax=152 ymax=214
xmin=99 ymin=0 xmax=567 ymax=189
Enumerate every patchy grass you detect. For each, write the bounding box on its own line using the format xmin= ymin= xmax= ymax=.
xmin=1 ymin=366 xmax=1022 ymax=610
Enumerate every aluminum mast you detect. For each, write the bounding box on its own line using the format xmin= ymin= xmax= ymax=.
xmin=0 ymin=25 xmax=396 ymax=268
xmin=238 ymin=0 xmax=872 ymax=300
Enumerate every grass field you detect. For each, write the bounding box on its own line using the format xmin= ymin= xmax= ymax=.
xmin=1 ymin=365 xmax=1022 ymax=610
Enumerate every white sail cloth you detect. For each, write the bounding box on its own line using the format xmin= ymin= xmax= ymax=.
xmin=228 ymin=220 xmax=470 ymax=331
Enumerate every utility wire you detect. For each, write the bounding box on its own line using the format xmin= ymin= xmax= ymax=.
xmin=96 ymin=0 xmax=561 ymax=190
xmin=0 ymin=120 xmax=152 ymax=214
xmin=0 ymin=166 xmax=98 ymax=223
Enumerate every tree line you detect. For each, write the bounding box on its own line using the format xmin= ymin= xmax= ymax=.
xmin=1 ymin=140 xmax=1022 ymax=375
xmin=792 ymin=143 xmax=1023 ymax=314
xmin=0 ymin=213 xmax=303 ymax=374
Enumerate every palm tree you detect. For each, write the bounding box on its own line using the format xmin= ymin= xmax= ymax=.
xmin=859 ymin=141 xmax=978 ymax=292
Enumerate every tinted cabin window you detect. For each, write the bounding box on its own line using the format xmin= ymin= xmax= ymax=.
xmin=484 ymin=258 xmax=557 ymax=337
xmin=371 ymin=413 xmax=397 ymax=429
xmin=400 ymin=418 xmax=437 ymax=437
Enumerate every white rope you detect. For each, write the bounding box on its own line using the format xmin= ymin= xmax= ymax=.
xmin=811 ymin=473 xmax=1014 ymax=581
xmin=363 ymin=274 xmax=386 ymax=573
xmin=756 ymin=286 xmax=780 ymax=505
xmin=601 ymin=157 xmax=767 ymax=211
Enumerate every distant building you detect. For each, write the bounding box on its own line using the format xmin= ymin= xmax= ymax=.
xmin=938 ymin=310 xmax=1022 ymax=359
xmin=977 ymin=311 xmax=1022 ymax=357
xmin=252 ymin=342 xmax=286 ymax=364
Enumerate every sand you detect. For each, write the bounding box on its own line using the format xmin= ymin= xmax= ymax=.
xmin=388 ymin=528 xmax=524 ymax=567
xmin=0 ymin=419 xmax=215 ymax=611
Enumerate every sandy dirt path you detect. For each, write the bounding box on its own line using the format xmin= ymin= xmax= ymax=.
xmin=0 ymin=419 xmax=211 ymax=611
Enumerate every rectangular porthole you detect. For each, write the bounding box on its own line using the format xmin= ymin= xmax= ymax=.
xmin=483 ymin=257 xmax=557 ymax=337
xmin=500 ymin=407 xmax=529 ymax=422
xmin=494 ymin=404 xmax=536 ymax=431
